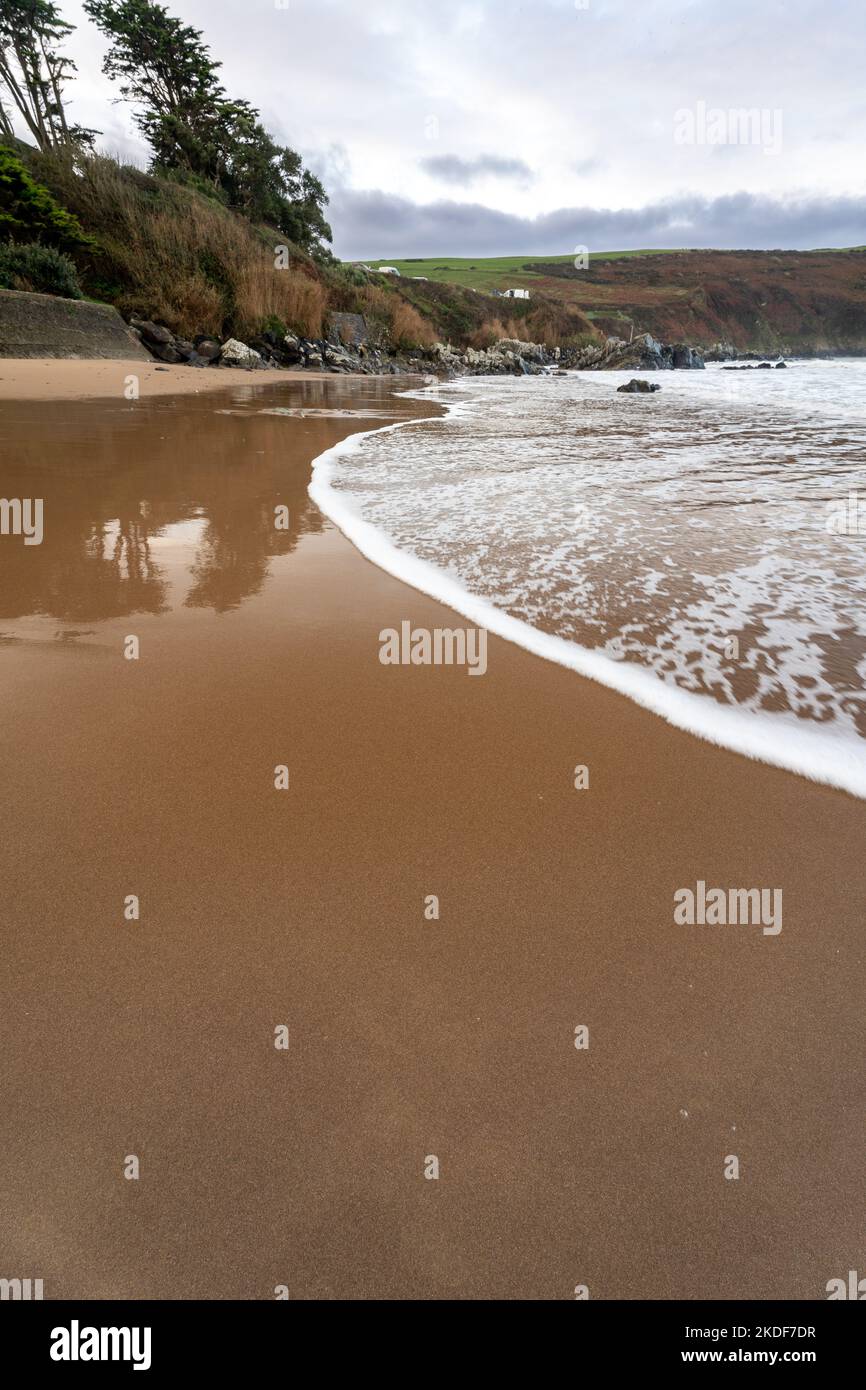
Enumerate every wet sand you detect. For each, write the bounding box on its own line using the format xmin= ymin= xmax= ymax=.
xmin=0 ymin=372 xmax=863 ymax=1300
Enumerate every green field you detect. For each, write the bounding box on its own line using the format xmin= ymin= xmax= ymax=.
xmin=350 ymin=246 xmax=863 ymax=296
xmin=350 ymin=249 xmax=687 ymax=293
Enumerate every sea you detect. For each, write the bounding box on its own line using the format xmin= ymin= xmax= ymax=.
xmin=309 ymin=360 xmax=866 ymax=798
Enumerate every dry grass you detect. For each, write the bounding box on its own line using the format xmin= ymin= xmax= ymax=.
xmin=467 ymin=316 xmax=535 ymax=348
xmin=389 ymin=298 xmax=437 ymax=349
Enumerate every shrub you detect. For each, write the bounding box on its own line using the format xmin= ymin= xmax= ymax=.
xmin=0 ymin=147 xmax=92 ymax=251
xmin=259 ymin=314 xmax=288 ymax=340
xmin=0 ymin=241 xmax=83 ymax=297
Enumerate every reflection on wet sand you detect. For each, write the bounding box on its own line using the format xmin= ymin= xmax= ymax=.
xmin=0 ymin=377 xmax=423 ymax=630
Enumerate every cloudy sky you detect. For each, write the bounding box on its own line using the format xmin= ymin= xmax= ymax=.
xmin=44 ymin=0 xmax=866 ymax=258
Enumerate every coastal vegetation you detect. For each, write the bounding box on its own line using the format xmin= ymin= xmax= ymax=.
xmin=0 ymin=235 xmax=81 ymax=296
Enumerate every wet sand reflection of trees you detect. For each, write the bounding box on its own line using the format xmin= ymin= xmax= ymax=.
xmin=0 ymin=379 xmax=405 ymax=624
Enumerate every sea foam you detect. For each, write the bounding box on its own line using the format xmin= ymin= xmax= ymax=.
xmin=309 ymin=367 xmax=866 ymax=799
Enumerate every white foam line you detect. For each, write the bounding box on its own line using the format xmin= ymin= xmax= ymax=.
xmin=308 ymin=387 xmax=866 ymax=800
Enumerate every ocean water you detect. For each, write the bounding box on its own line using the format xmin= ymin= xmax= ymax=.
xmin=309 ymin=361 xmax=866 ymax=797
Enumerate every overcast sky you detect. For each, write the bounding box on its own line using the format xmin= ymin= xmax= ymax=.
xmin=45 ymin=0 xmax=866 ymax=258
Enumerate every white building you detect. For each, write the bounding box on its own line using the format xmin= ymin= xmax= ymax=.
xmin=503 ymin=287 xmax=531 ymax=300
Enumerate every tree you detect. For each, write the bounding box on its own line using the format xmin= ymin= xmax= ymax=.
xmin=0 ymin=0 xmax=96 ymax=149
xmin=212 ymin=102 xmax=332 ymax=253
xmin=84 ymin=0 xmax=332 ymax=255
xmin=82 ymin=0 xmax=222 ymax=176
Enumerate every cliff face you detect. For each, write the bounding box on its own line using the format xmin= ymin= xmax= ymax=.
xmin=514 ymin=250 xmax=866 ymax=355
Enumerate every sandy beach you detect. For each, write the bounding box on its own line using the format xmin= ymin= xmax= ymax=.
xmin=0 ymin=358 xmax=344 ymax=401
xmin=1 ymin=362 xmax=863 ymax=1301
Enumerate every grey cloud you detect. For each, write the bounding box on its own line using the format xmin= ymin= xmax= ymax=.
xmin=572 ymin=158 xmax=603 ymax=177
xmin=420 ymin=154 xmax=534 ymax=186
xmin=305 ymin=142 xmax=352 ymax=190
xmin=332 ymin=189 xmax=866 ymax=261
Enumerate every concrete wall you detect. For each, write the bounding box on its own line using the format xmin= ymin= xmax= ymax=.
xmin=0 ymin=289 xmax=150 ymax=360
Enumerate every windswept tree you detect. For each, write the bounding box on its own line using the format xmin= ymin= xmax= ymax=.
xmin=82 ymin=0 xmax=222 ymax=176
xmin=0 ymin=0 xmax=96 ymax=149
xmin=84 ymin=0 xmax=332 ymax=254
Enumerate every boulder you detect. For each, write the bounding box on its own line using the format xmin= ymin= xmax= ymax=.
xmin=247 ymin=336 xmax=280 ymax=364
xmin=617 ymin=378 xmax=662 ymax=393
xmin=151 ymin=343 xmax=183 ymax=364
xmin=323 ymin=342 xmax=359 ymax=370
xmin=136 ymin=320 xmax=174 ymax=347
xmin=671 ymin=343 xmax=705 ymax=370
xmin=220 ymin=337 xmax=265 ymax=368
xmin=194 ymin=336 xmax=222 ymax=361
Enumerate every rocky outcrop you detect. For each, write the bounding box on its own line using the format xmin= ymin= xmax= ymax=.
xmin=617 ymin=378 xmax=662 ymax=393
xmin=562 ymin=334 xmax=705 ymax=371
xmin=427 ymin=338 xmax=561 ymax=376
xmin=124 ymin=313 xmax=707 ymax=383
xmin=561 ymin=333 xmax=706 ymax=372
xmin=670 ymin=343 xmax=705 ymax=369
xmin=722 ymin=360 xmax=788 ymax=370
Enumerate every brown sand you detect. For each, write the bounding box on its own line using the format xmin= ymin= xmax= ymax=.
xmin=0 ymin=372 xmax=863 ymax=1301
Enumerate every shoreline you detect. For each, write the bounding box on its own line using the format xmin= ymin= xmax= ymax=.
xmin=309 ymin=381 xmax=866 ymax=801
xmin=0 ymin=356 xmax=399 ymax=401
xmin=1 ymin=371 xmax=864 ymax=1299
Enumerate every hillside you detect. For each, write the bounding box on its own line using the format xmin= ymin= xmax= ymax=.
xmin=365 ymin=249 xmax=866 ymax=355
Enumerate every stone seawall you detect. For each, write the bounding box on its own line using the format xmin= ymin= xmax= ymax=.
xmin=0 ymin=289 xmax=150 ymax=360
